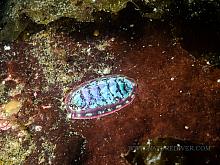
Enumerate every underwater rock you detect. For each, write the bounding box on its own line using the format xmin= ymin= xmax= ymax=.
xmin=169 ymin=0 xmax=220 ymax=67
xmin=141 ymin=0 xmax=172 ymax=19
xmin=0 ymin=0 xmax=29 ymax=42
xmin=125 ymin=137 xmax=220 ymax=165
xmin=1 ymin=0 xmax=219 ymax=42
xmin=0 ymin=0 xmax=129 ymax=41
xmin=23 ymin=0 xmax=129 ymax=24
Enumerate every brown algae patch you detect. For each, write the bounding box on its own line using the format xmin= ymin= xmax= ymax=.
xmin=2 ymin=99 xmax=22 ymax=116
xmin=0 ymin=99 xmax=23 ymax=130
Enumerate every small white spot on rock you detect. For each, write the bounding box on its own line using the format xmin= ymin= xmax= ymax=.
xmin=147 ymin=139 xmax=151 ymax=145
xmin=185 ymin=125 xmax=189 ymax=130
xmin=67 ymin=113 xmax=72 ymax=119
xmin=110 ymin=37 xmax=115 ymax=42
xmin=4 ymin=45 xmax=11 ymax=51
xmin=170 ymin=77 xmax=175 ymax=81
xmin=19 ymin=138 xmax=22 ymax=142
xmin=217 ymin=79 xmax=220 ymax=83
xmin=34 ymin=92 xmax=37 ymax=97
xmin=34 ymin=125 xmax=42 ymax=132
xmin=103 ymin=67 xmax=111 ymax=75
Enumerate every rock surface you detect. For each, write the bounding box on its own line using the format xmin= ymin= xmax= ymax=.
xmin=0 ymin=0 xmax=220 ymax=164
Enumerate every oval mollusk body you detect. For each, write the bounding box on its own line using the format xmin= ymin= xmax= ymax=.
xmin=65 ymin=75 xmax=137 ymax=119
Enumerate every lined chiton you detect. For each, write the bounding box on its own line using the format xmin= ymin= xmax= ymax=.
xmin=65 ymin=75 xmax=137 ymax=119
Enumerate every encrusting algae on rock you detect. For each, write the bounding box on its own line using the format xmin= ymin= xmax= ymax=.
xmin=2 ymin=99 xmax=22 ymax=116
xmin=0 ymin=130 xmax=35 ymax=165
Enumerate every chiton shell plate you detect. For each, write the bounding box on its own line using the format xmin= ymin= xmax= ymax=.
xmin=65 ymin=75 xmax=137 ymax=119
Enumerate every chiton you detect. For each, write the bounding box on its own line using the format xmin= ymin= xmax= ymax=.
xmin=65 ymin=75 xmax=137 ymax=119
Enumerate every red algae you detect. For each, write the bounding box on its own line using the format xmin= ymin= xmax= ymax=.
xmin=72 ymin=28 xmax=220 ymax=164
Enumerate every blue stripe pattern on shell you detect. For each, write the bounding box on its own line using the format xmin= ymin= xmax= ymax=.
xmin=65 ymin=75 xmax=136 ymax=119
